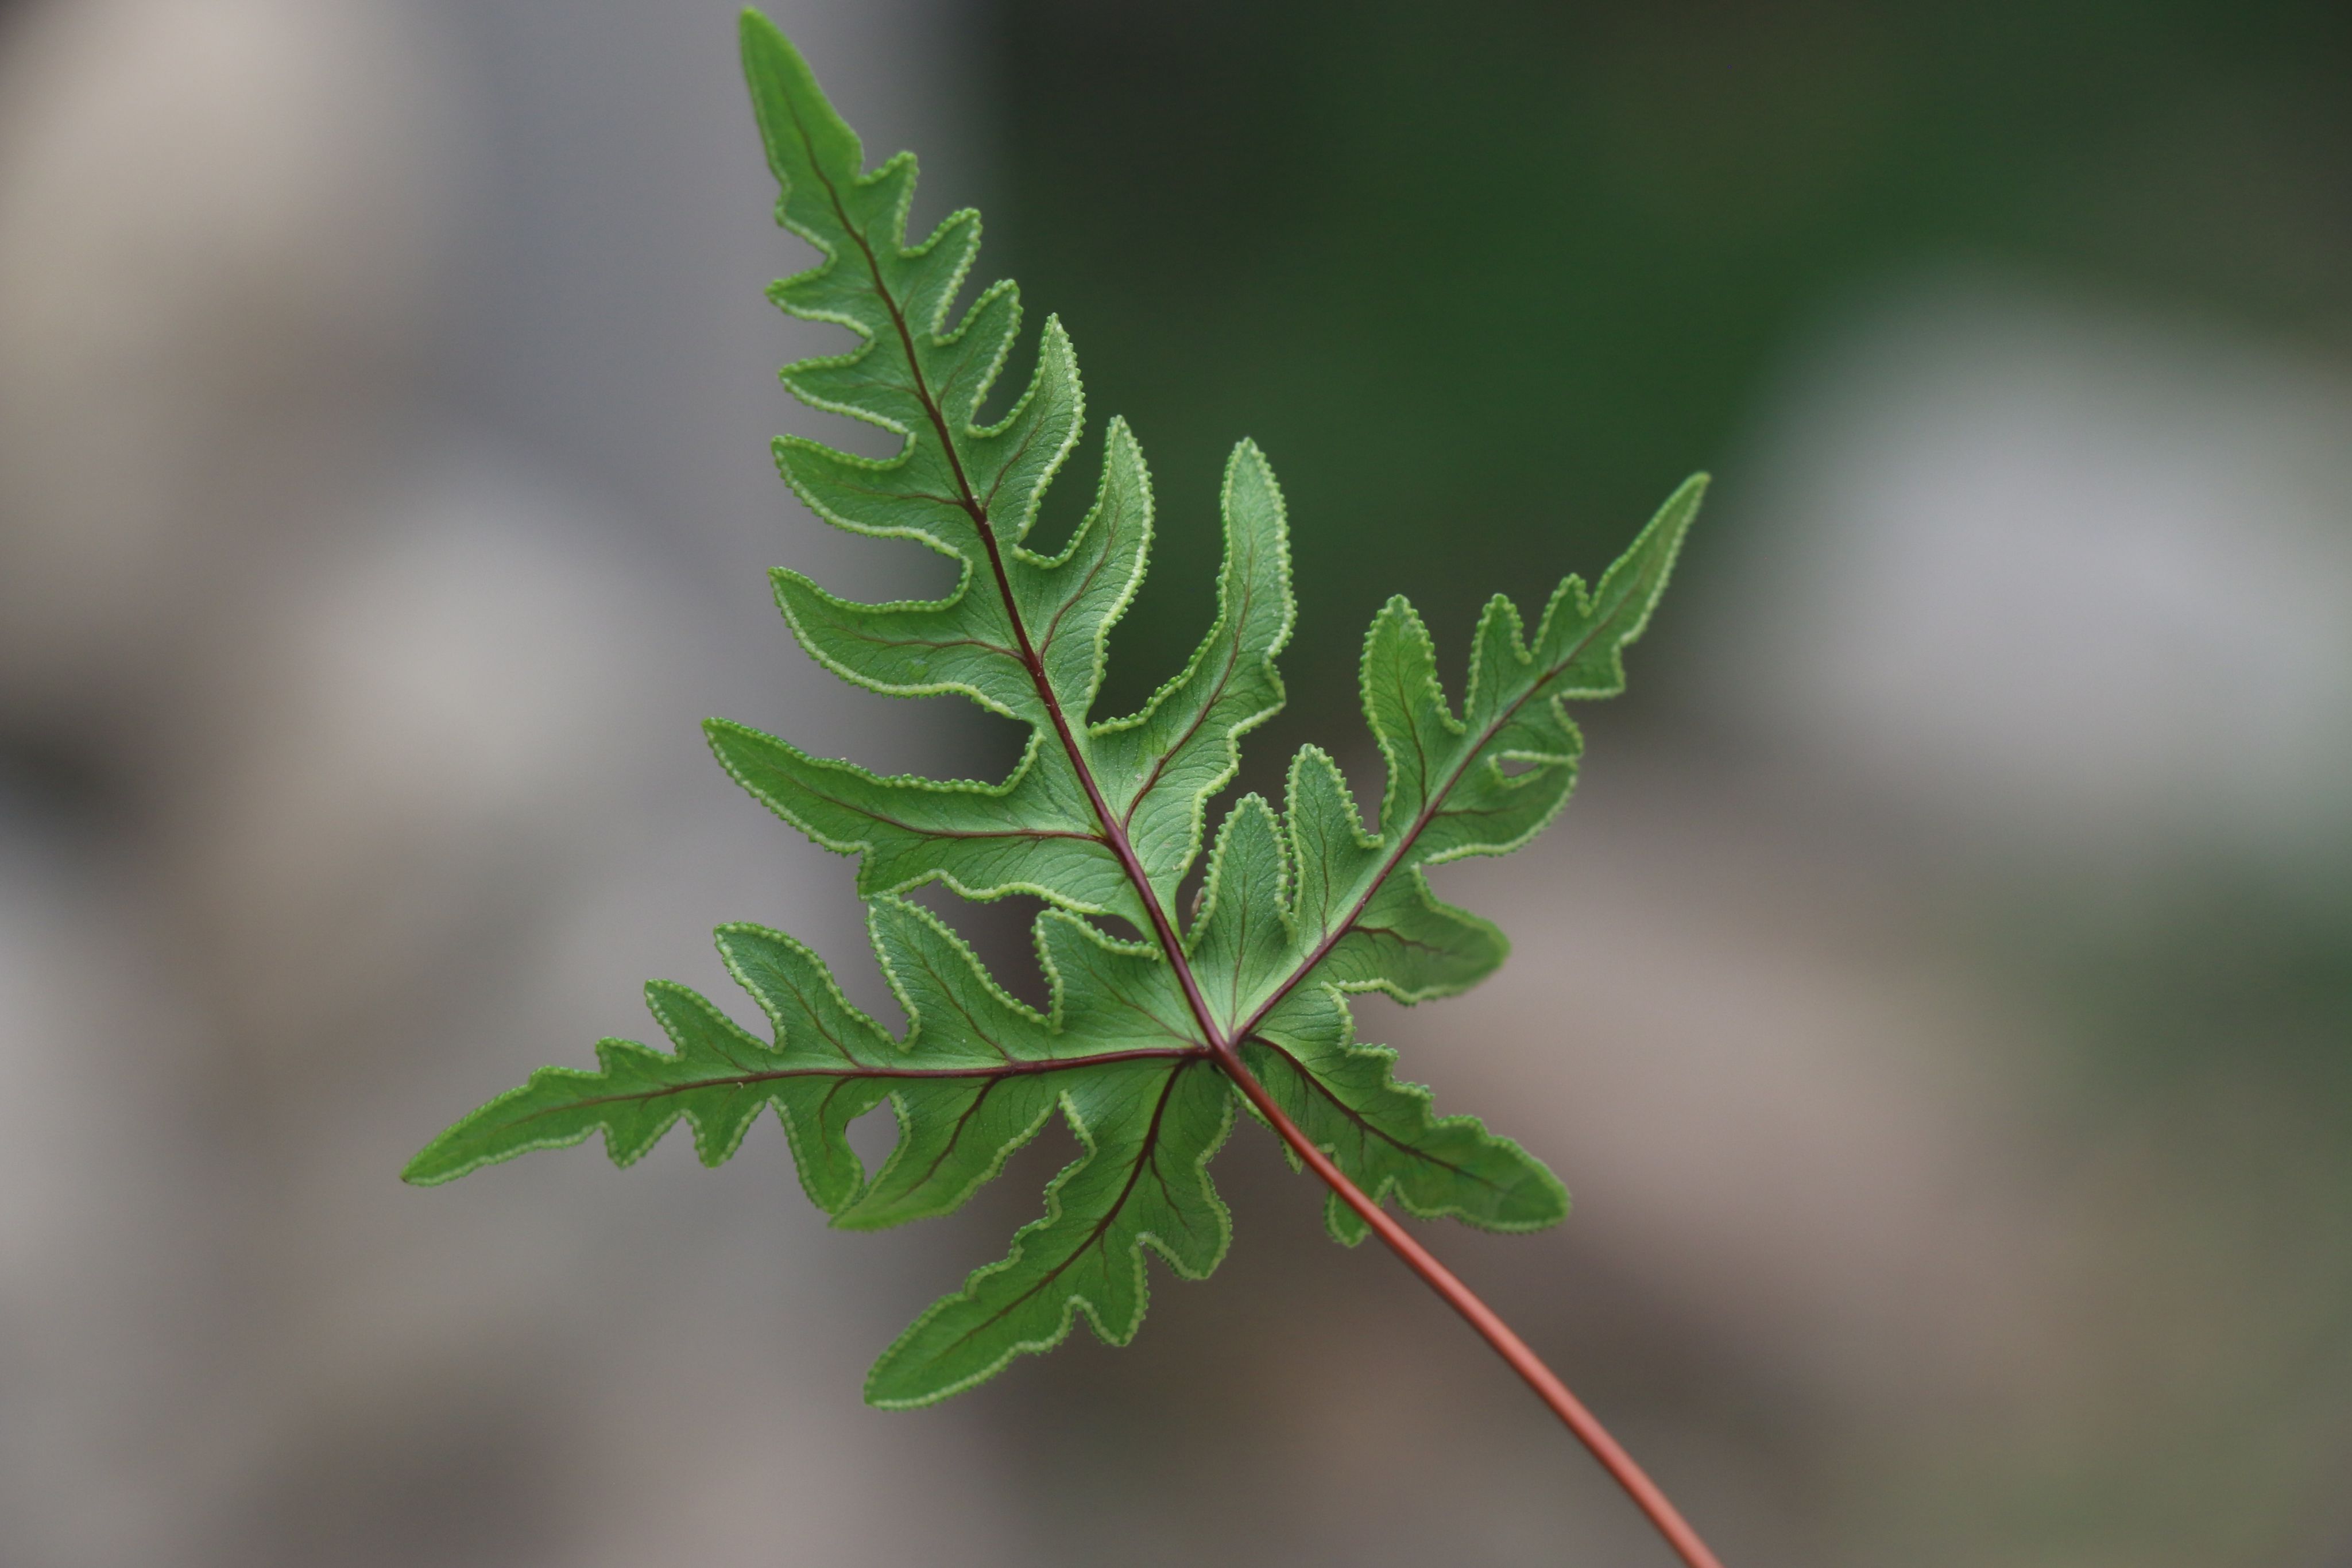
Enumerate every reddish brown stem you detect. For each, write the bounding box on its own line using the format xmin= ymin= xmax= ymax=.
xmin=825 ymin=158 xmax=1727 ymax=1568
xmin=1213 ymin=1042 xmax=1727 ymax=1568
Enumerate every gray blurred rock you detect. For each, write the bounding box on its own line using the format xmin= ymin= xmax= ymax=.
xmin=1697 ymin=272 xmax=2352 ymax=897
xmin=0 ymin=1 xmax=1016 ymax=1563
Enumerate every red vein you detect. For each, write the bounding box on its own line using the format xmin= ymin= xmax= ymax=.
xmin=1117 ymin=559 xmax=1260 ymax=829
xmin=1241 ymin=1034 xmax=1500 ymax=1191
xmin=943 ymin=1058 xmax=1198 ymax=1355
xmin=510 ymin=1044 xmax=1205 ymax=1121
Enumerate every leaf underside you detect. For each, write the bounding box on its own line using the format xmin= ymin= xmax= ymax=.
xmin=405 ymin=9 xmax=1704 ymax=1408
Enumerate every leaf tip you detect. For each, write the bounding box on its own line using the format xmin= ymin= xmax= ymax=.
xmin=1220 ymin=435 xmax=1283 ymax=510
xmin=736 ymin=7 xmax=796 ymax=91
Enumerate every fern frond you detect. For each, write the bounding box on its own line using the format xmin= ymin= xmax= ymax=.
xmin=407 ymin=9 xmax=1704 ymax=1410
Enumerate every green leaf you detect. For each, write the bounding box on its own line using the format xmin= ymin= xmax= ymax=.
xmin=407 ymin=9 xmax=1703 ymax=1410
xmin=1209 ymin=474 xmax=1707 ymax=1038
xmin=404 ymin=905 xmax=1043 ymax=1213
xmin=865 ymin=1054 xmax=1232 ymax=1406
xmin=715 ymin=11 xmax=1295 ymax=932
xmin=1088 ymin=439 xmax=1293 ymax=912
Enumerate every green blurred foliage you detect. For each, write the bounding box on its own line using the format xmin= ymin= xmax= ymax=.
xmin=982 ymin=0 xmax=2352 ymax=718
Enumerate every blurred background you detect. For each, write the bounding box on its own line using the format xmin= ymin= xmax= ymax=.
xmin=2 ymin=0 xmax=2347 ymax=1563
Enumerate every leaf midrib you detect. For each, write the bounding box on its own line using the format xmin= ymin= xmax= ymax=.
xmin=500 ymin=1044 xmax=1204 ymax=1124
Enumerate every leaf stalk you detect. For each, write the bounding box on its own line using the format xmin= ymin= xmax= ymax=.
xmin=1216 ymin=1042 xmax=1727 ymax=1568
